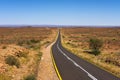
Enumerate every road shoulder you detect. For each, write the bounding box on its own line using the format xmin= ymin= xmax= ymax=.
xmin=37 ymin=43 xmax=59 ymax=80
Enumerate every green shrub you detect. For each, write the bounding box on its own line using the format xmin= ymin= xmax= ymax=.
xmin=24 ymin=74 xmax=36 ymax=80
xmin=89 ymin=38 xmax=103 ymax=55
xmin=91 ymin=49 xmax=100 ymax=56
xmin=89 ymin=38 xmax=103 ymax=50
xmin=30 ymin=39 xmax=39 ymax=43
xmin=5 ymin=55 xmax=20 ymax=68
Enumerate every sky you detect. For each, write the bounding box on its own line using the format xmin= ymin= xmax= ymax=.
xmin=0 ymin=0 xmax=120 ymax=26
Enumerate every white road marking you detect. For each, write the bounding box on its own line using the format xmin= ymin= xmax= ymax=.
xmin=57 ymin=44 xmax=98 ymax=80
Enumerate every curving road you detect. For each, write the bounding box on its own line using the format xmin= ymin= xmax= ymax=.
xmin=52 ymin=30 xmax=120 ymax=80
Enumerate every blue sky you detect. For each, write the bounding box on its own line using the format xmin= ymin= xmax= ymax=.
xmin=0 ymin=0 xmax=120 ymax=26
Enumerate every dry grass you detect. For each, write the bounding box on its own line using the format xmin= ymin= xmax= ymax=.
xmin=61 ymin=27 xmax=120 ymax=78
xmin=0 ymin=27 xmax=57 ymax=45
xmin=0 ymin=27 xmax=57 ymax=80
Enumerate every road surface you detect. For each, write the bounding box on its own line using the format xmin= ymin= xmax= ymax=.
xmin=52 ymin=31 xmax=120 ymax=80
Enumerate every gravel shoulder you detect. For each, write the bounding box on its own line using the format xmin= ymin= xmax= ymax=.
xmin=37 ymin=43 xmax=59 ymax=80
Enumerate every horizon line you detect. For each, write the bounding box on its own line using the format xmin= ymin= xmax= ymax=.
xmin=0 ymin=24 xmax=120 ymax=28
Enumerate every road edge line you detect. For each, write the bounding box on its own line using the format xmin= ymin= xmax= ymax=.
xmin=50 ymin=28 xmax=62 ymax=80
xmin=50 ymin=48 xmax=62 ymax=80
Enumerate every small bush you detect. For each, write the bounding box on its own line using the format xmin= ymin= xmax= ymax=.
xmin=66 ymin=42 xmax=70 ymax=44
xmin=2 ymin=46 xmax=7 ymax=49
xmin=91 ymin=49 xmax=100 ymax=56
xmin=62 ymin=35 xmax=65 ymax=38
xmin=5 ymin=55 xmax=20 ymax=68
xmin=43 ymin=41 xmax=50 ymax=45
xmin=89 ymin=38 xmax=103 ymax=50
xmin=30 ymin=39 xmax=39 ymax=43
xmin=89 ymin=38 xmax=103 ymax=55
xmin=24 ymin=74 xmax=36 ymax=80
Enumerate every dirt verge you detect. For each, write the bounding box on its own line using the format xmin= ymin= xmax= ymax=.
xmin=37 ymin=43 xmax=59 ymax=80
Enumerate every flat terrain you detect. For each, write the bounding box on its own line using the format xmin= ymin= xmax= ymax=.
xmin=0 ymin=27 xmax=57 ymax=80
xmin=52 ymin=31 xmax=120 ymax=80
xmin=61 ymin=27 xmax=120 ymax=78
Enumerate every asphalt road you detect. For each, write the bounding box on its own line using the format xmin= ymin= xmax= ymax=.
xmin=52 ymin=31 xmax=120 ymax=80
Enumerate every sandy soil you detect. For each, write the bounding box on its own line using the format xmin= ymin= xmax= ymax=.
xmin=37 ymin=43 xmax=59 ymax=80
xmin=0 ymin=44 xmax=39 ymax=80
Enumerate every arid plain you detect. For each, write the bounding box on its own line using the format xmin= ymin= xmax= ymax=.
xmin=61 ymin=27 xmax=120 ymax=78
xmin=0 ymin=27 xmax=57 ymax=80
xmin=0 ymin=27 xmax=120 ymax=80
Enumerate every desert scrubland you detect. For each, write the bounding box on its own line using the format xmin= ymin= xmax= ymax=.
xmin=0 ymin=27 xmax=57 ymax=80
xmin=61 ymin=27 xmax=120 ymax=78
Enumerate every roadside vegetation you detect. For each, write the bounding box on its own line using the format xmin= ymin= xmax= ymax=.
xmin=0 ymin=27 xmax=57 ymax=80
xmin=5 ymin=55 xmax=20 ymax=68
xmin=24 ymin=74 xmax=36 ymax=80
xmin=61 ymin=27 xmax=120 ymax=78
xmin=88 ymin=38 xmax=103 ymax=55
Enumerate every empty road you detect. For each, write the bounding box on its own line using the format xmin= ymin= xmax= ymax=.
xmin=52 ymin=31 xmax=120 ymax=80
